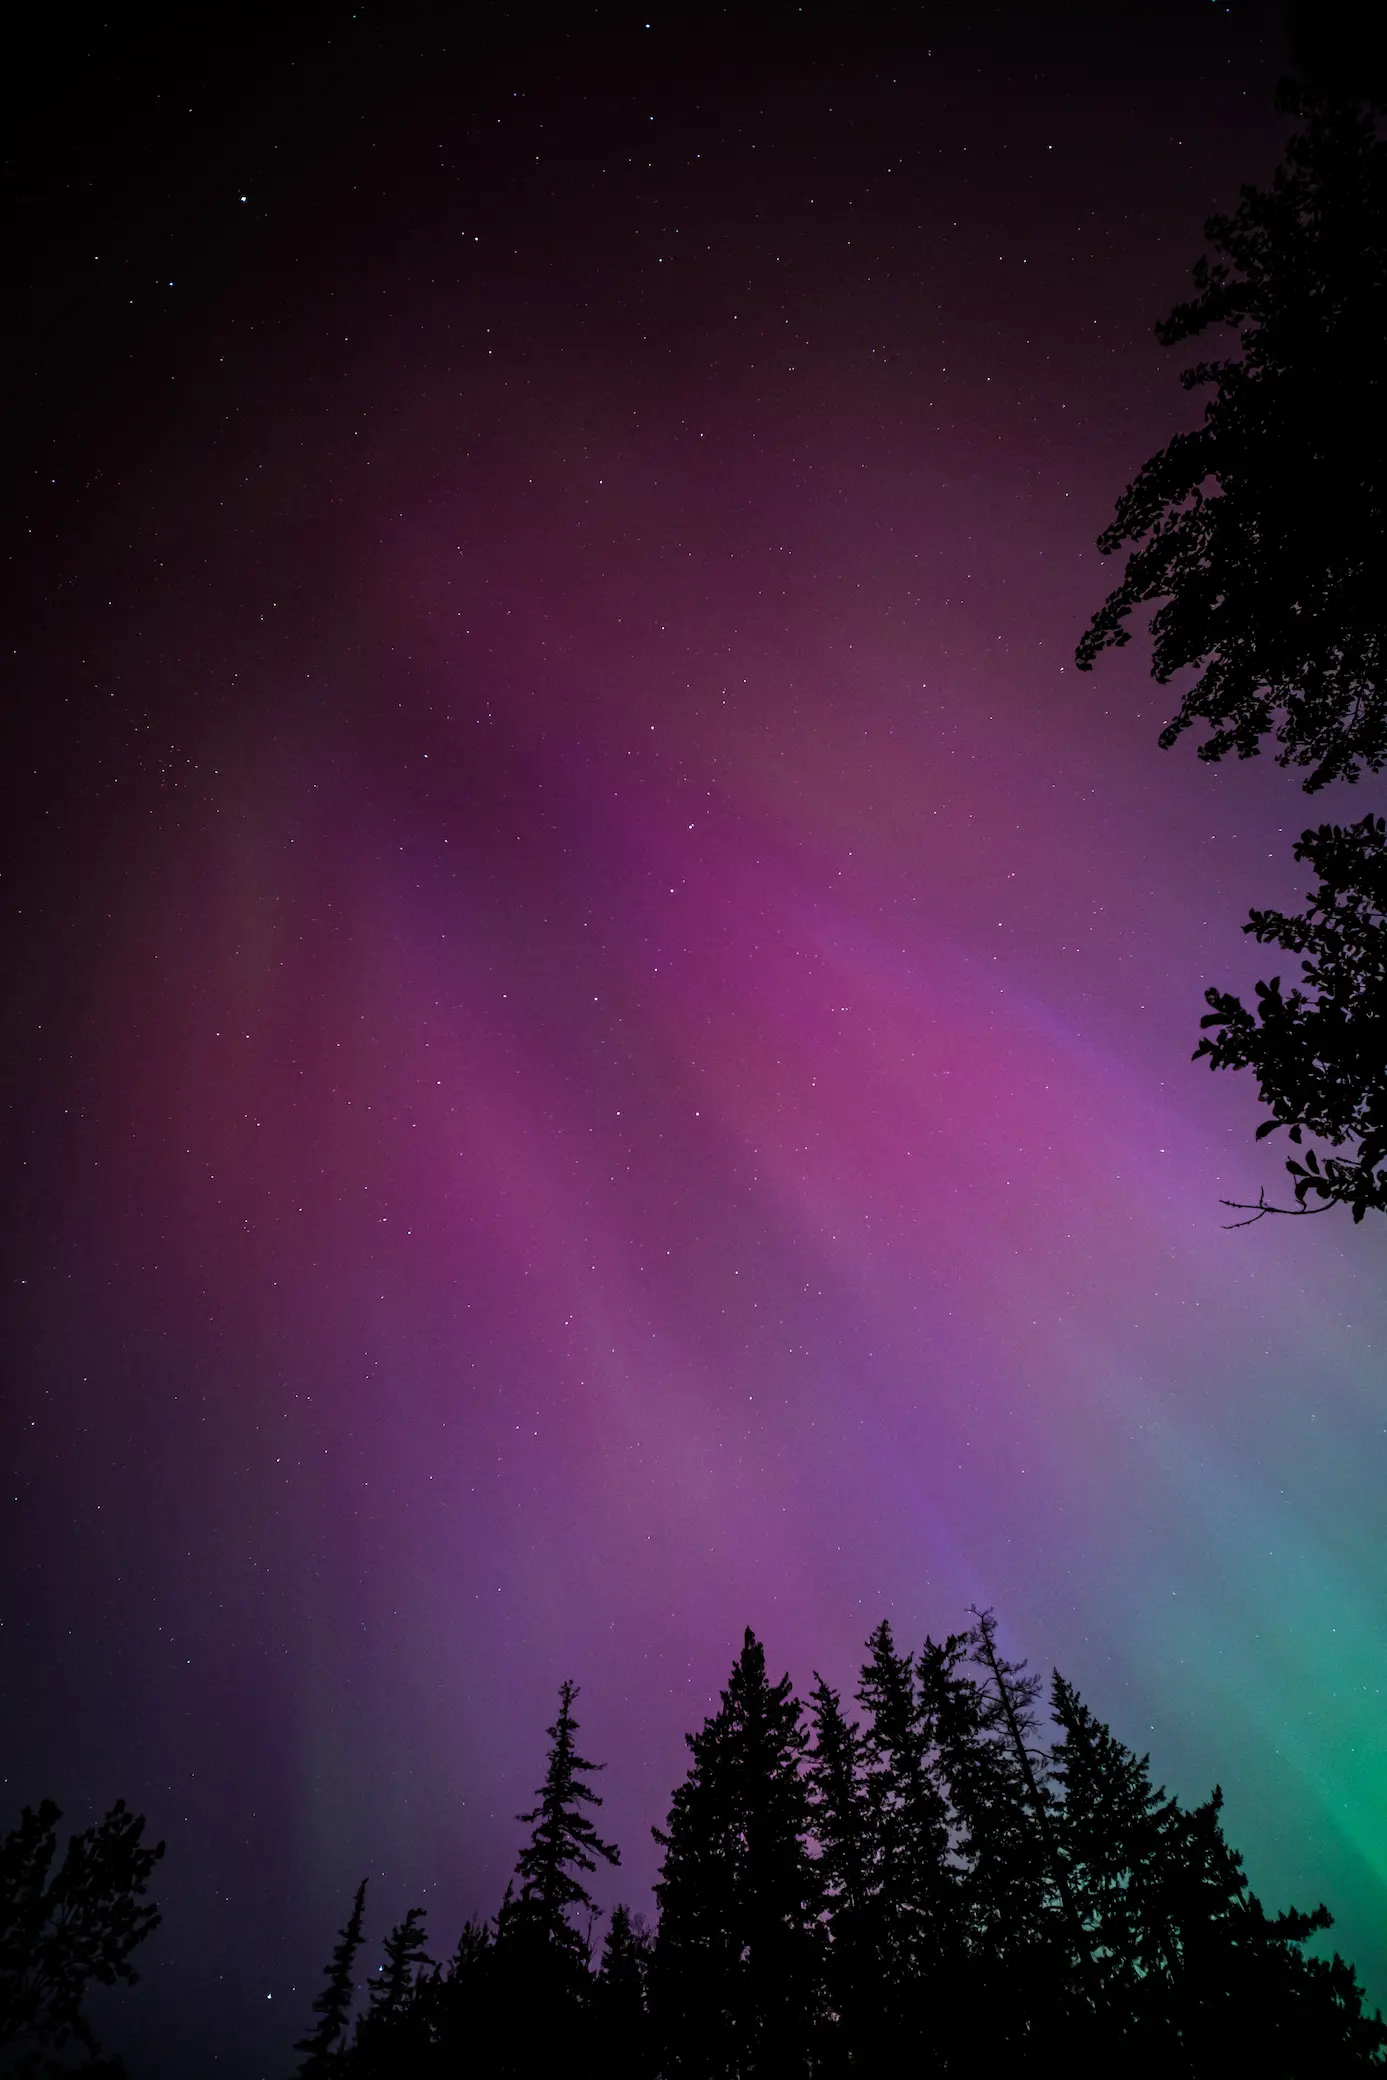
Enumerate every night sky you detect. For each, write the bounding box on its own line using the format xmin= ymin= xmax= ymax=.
xmin=4 ymin=6 xmax=1385 ymax=2074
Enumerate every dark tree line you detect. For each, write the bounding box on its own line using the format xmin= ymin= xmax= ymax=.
xmin=1077 ymin=84 xmax=1387 ymax=1220
xmin=294 ymin=1616 xmax=1386 ymax=2078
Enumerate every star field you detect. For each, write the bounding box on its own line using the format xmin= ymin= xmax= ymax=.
xmin=3 ymin=9 xmax=1385 ymax=2075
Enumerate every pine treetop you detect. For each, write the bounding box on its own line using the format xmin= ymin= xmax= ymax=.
xmin=513 ymin=1679 xmax=619 ymax=1949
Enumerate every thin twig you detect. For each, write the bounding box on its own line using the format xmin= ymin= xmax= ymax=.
xmin=1219 ymin=1188 xmax=1335 ymax=1229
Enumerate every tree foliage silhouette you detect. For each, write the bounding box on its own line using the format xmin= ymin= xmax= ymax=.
xmin=351 ymin=1906 xmax=433 ymax=2075
xmin=511 ymin=1679 xmax=619 ymax=1959
xmin=1197 ymin=813 xmax=1387 ymax=1219
xmin=847 ymin=1621 xmax=961 ymax=2069
xmin=596 ymin=1904 xmax=653 ymax=2080
xmin=295 ymin=1878 xmax=368 ymax=2078
xmin=488 ymin=1680 xmax=622 ymax=2073
xmin=1077 ymin=83 xmax=1387 ymax=1219
xmin=289 ymin=1616 xmax=1387 ymax=2077
xmin=1076 ymin=85 xmax=1387 ymax=793
xmin=0 ymin=1798 xmax=163 ymax=2077
xmin=925 ymin=1612 xmax=1076 ymax=2045
xmin=653 ymin=1628 xmax=822 ymax=2078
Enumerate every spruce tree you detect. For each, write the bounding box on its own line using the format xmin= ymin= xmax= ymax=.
xmin=806 ymin=1676 xmax=870 ymax=1929
xmin=1049 ymin=1668 xmax=1387 ymax=2073
xmin=512 ymin=1679 xmax=620 ymax=1960
xmin=653 ymin=1629 xmax=823 ymax=2079
xmin=1150 ymin=1784 xmax=1386 ymax=2074
xmin=597 ymin=1904 xmax=653 ymax=2080
xmin=853 ymin=1621 xmax=959 ymax=2069
xmin=350 ymin=1905 xmax=433 ymax=2074
xmin=296 ymin=1879 xmax=368 ymax=2077
xmin=1050 ymin=1674 xmax=1183 ymax=2023
xmin=426 ymin=1918 xmax=498 ymax=2076
xmin=806 ymin=1676 xmax=874 ymax=2073
xmin=919 ymin=1615 xmax=1069 ymax=2055
xmin=488 ymin=1684 xmax=620 ymax=2077
xmin=367 ymin=1905 xmax=431 ymax=2020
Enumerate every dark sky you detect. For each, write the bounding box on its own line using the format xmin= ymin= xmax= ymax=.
xmin=7 ymin=7 xmax=1387 ymax=2077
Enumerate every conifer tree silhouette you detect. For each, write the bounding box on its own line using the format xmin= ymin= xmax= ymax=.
xmin=853 ymin=1621 xmax=960 ymax=2068
xmin=1049 ymin=1665 xmax=1387 ymax=2072
xmin=283 ymin=1622 xmax=1387 ymax=2078
xmin=350 ymin=1904 xmax=433 ymax=2074
xmin=917 ymin=1616 xmax=1071 ymax=2053
xmin=653 ymin=1628 xmax=823 ymax=2079
xmin=1050 ymin=1669 xmax=1184 ymax=2043
xmin=806 ymin=1675 xmax=876 ymax=2073
xmin=1149 ymin=1784 xmax=1385 ymax=2073
xmin=597 ymin=1904 xmax=653 ymax=2080
xmin=368 ymin=1905 xmax=431 ymax=2019
xmin=426 ymin=1917 xmax=498 ymax=2075
xmin=295 ymin=1879 xmax=367 ymax=2077
xmin=968 ymin=1608 xmax=1087 ymax=1960
xmin=488 ymin=1682 xmax=620 ymax=2076
xmin=510 ymin=1679 xmax=619 ymax=1959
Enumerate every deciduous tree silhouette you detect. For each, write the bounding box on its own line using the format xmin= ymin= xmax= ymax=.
xmin=1198 ymin=813 xmax=1387 ymax=1220
xmin=1076 ymin=86 xmax=1387 ymax=793
xmin=0 ymin=1797 xmax=163 ymax=2077
xmin=1077 ymin=84 xmax=1387 ymax=1220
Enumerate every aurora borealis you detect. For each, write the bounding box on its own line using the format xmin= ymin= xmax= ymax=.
xmin=3 ymin=6 xmax=1386 ymax=2072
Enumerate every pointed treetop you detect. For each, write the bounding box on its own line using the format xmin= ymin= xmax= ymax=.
xmin=513 ymin=1680 xmax=619 ymax=1951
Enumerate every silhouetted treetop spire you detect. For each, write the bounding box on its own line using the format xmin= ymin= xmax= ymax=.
xmin=514 ymin=1679 xmax=619 ymax=1954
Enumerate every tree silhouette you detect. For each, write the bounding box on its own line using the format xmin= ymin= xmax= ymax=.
xmin=1049 ymin=1665 xmax=1387 ymax=2072
xmin=1076 ymin=83 xmax=1387 ymax=1219
xmin=351 ymin=1905 xmax=433 ymax=2075
xmin=484 ymin=1682 xmax=621 ymax=2075
xmin=805 ymin=1673 xmax=872 ymax=2068
xmin=596 ymin=1904 xmax=653 ymax=2080
xmin=850 ymin=1622 xmax=960 ymax=2070
xmin=284 ymin=1622 xmax=1387 ymax=2077
xmin=426 ymin=1918 xmax=498 ymax=2075
xmin=511 ymin=1679 xmax=619 ymax=1960
xmin=0 ymin=1798 xmax=163 ymax=2077
xmin=295 ymin=1878 xmax=367 ymax=2078
xmin=653 ymin=1628 xmax=822 ymax=2078
xmin=919 ymin=1617 xmax=1072 ymax=2054
xmin=1197 ymin=813 xmax=1387 ymax=1220
xmin=1076 ymin=85 xmax=1387 ymax=794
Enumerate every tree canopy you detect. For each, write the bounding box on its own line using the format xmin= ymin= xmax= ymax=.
xmin=1198 ymin=812 xmax=1387 ymax=1220
xmin=290 ymin=1617 xmax=1387 ymax=2077
xmin=512 ymin=1679 xmax=620 ymax=1958
xmin=1078 ymin=83 xmax=1387 ymax=1220
xmin=1076 ymin=85 xmax=1387 ymax=794
xmin=0 ymin=1798 xmax=163 ymax=2077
